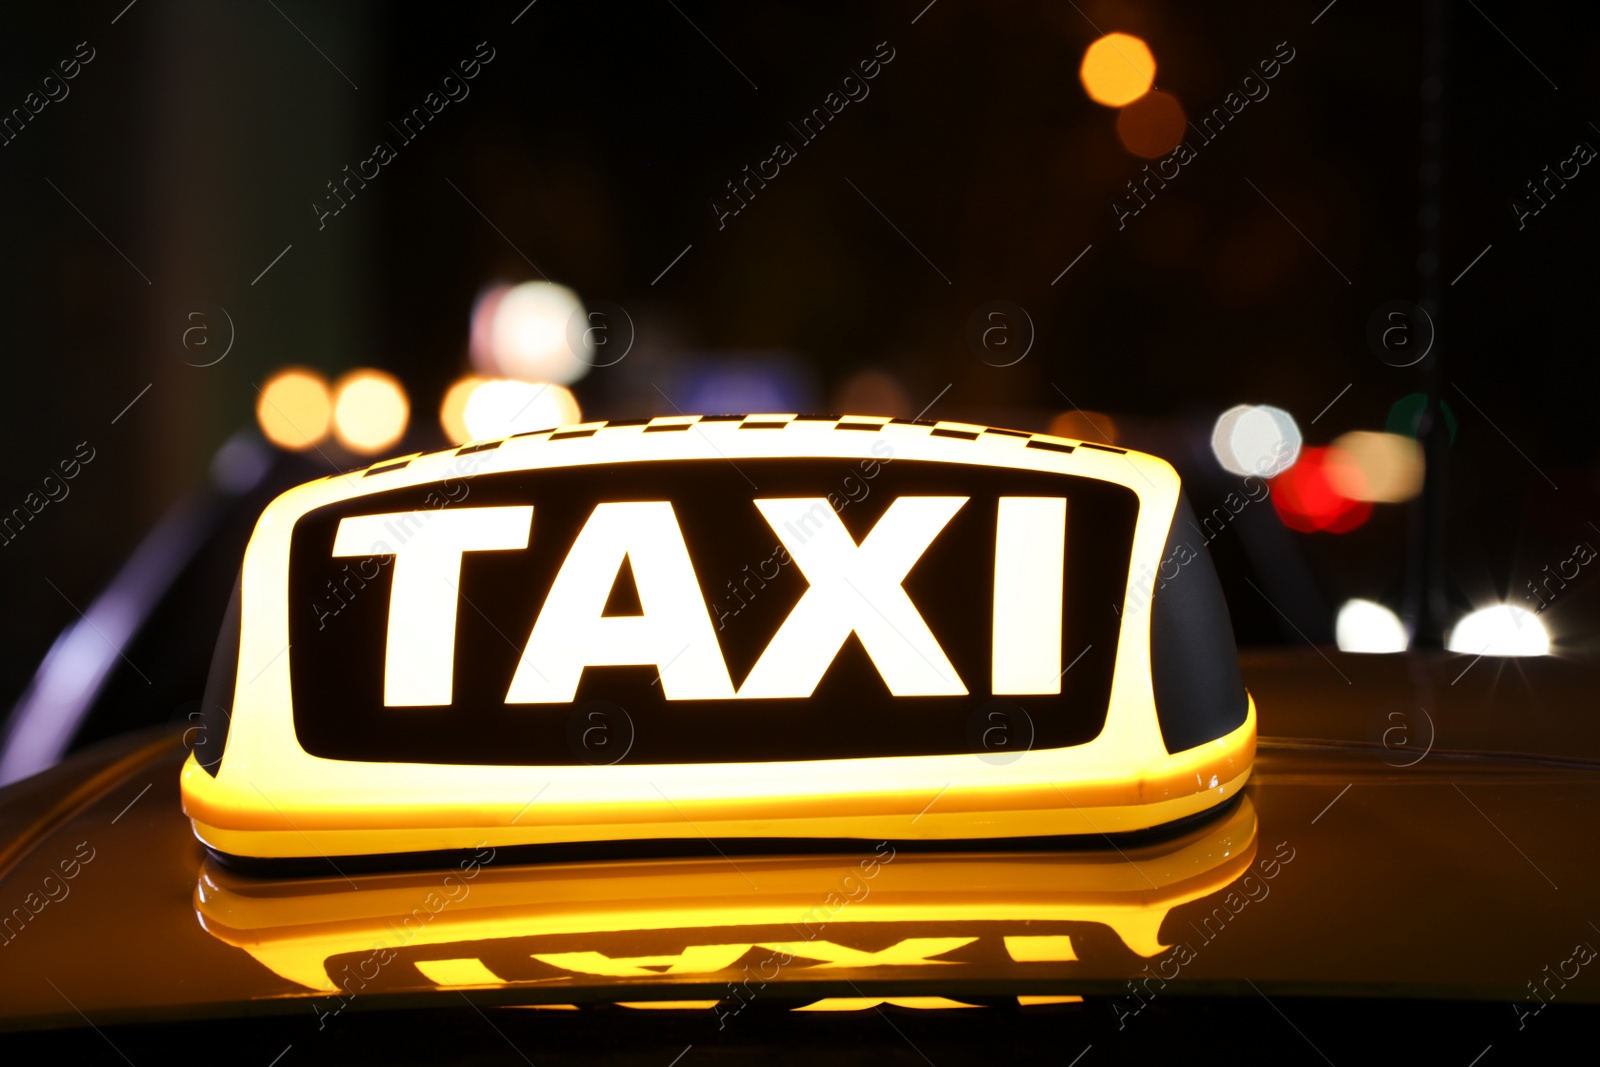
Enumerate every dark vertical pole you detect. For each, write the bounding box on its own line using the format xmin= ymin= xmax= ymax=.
xmin=1406 ymin=0 xmax=1450 ymax=647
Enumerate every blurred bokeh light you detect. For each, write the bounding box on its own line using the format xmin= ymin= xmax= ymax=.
xmin=1327 ymin=431 xmax=1425 ymax=503
xmin=1079 ymin=33 xmax=1157 ymax=107
xmin=1211 ymin=404 xmax=1301 ymax=478
xmin=463 ymin=380 xmax=582 ymax=441
xmin=470 ymin=281 xmax=592 ymax=385
xmin=672 ymin=356 xmax=816 ymax=414
xmin=1386 ymin=393 xmax=1458 ymax=443
xmin=331 ymin=370 xmax=409 ymax=455
xmin=255 ymin=368 xmax=332 ymax=452
xmin=1270 ymin=447 xmax=1372 ymax=533
xmin=1048 ymin=410 xmax=1118 ymax=444
xmin=1335 ymin=598 xmax=1409 ymax=653
xmin=1116 ymin=90 xmax=1187 ymax=158
xmin=440 ymin=374 xmax=487 ymax=447
xmin=832 ymin=368 xmax=912 ymax=419
xmin=1446 ymin=605 xmax=1550 ymax=657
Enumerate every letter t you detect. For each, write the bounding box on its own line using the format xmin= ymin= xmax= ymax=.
xmin=333 ymin=506 xmax=533 ymax=705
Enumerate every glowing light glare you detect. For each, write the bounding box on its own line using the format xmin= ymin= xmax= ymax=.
xmin=331 ymin=370 xmax=409 ymax=454
xmin=471 ymin=281 xmax=592 ymax=384
xmin=1211 ymin=404 xmax=1301 ymax=478
xmin=1335 ymin=599 xmax=1409 ymax=653
xmin=440 ymin=375 xmax=487 ymax=446
xmin=256 ymin=368 xmax=332 ymax=451
xmin=462 ymin=380 xmax=582 ymax=441
xmin=1080 ymin=33 xmax=1157 ymax=107
xmin=1116 ymin=90 xmax=1187 ymax=158
xmin=1446 ymin=605 xmax=1550 ymax=657
xmin=1326 ymin=431 xmax=1425 ymax=503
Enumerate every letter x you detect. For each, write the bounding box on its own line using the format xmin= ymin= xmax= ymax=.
xmin=753 ymin=937 xmax=976 ymax=968
xmin=738 ymin=496 xmax=968 ymax=698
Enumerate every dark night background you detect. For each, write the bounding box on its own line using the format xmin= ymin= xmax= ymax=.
xmin=2 ymin=0 xmax=1598 ymax=744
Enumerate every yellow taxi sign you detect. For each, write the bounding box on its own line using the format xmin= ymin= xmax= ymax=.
xmin=180 ymin=415 xmax=1255 ymax=860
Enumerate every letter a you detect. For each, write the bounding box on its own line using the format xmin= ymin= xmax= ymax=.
xmin=507 ymin=502 xmax=735 ymax=702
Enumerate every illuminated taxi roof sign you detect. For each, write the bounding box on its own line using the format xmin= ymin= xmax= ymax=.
xmin=181 ymin=414 xmax=1255 ymax=860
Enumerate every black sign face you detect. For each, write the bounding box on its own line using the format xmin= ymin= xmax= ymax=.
xmin=287 ymin=457 xmax=1137 ymax=765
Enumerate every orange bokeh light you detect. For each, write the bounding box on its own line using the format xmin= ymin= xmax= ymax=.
xmin=1326 ymin=431 xmax=1425 ymax=503
xmin=440 ymin=374 xmax=488 ymax=446
xmin=1080 ymin=33 xmax=1156 ymax=107
xmin=256 ymin=367 xmax=332 ymax=451
xmin=1116 ymin=90 xmax=1187 ymax=158
xmin=1048 ymin=410 xmax=1118 ymax=444
xmin=331 ymin=369 xmax=409 ymax=455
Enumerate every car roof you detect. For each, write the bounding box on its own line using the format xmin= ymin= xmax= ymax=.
xmin=1 ymin=648 xmax=1597 ymax=1034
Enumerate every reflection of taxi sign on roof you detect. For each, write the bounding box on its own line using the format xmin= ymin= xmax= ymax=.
xmin=194 ymin=796 xmax=1258 ymax=999
xmin=180 ymin=415 xmax=1255 ymax=861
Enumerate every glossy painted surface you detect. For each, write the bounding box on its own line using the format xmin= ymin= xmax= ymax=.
xmin=2 ymin=649 xmax=1598 ymax=1032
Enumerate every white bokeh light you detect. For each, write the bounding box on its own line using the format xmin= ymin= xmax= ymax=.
xmin=1446 ymin=605 xmax=1550 ymax=657
xmin=1211 ymin=404 xmax=1301 ymax=478
xmin=470 ymin=281 xmax=592 ymax=384
xmin=462 ymin=379 xmax=581 ymax=441
xmin=1335 ymin=599 xmax=1409 ymax=653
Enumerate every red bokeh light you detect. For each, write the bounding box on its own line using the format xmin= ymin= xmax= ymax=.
xmin=1270 ymin=447 xmax=1372 ymax=533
